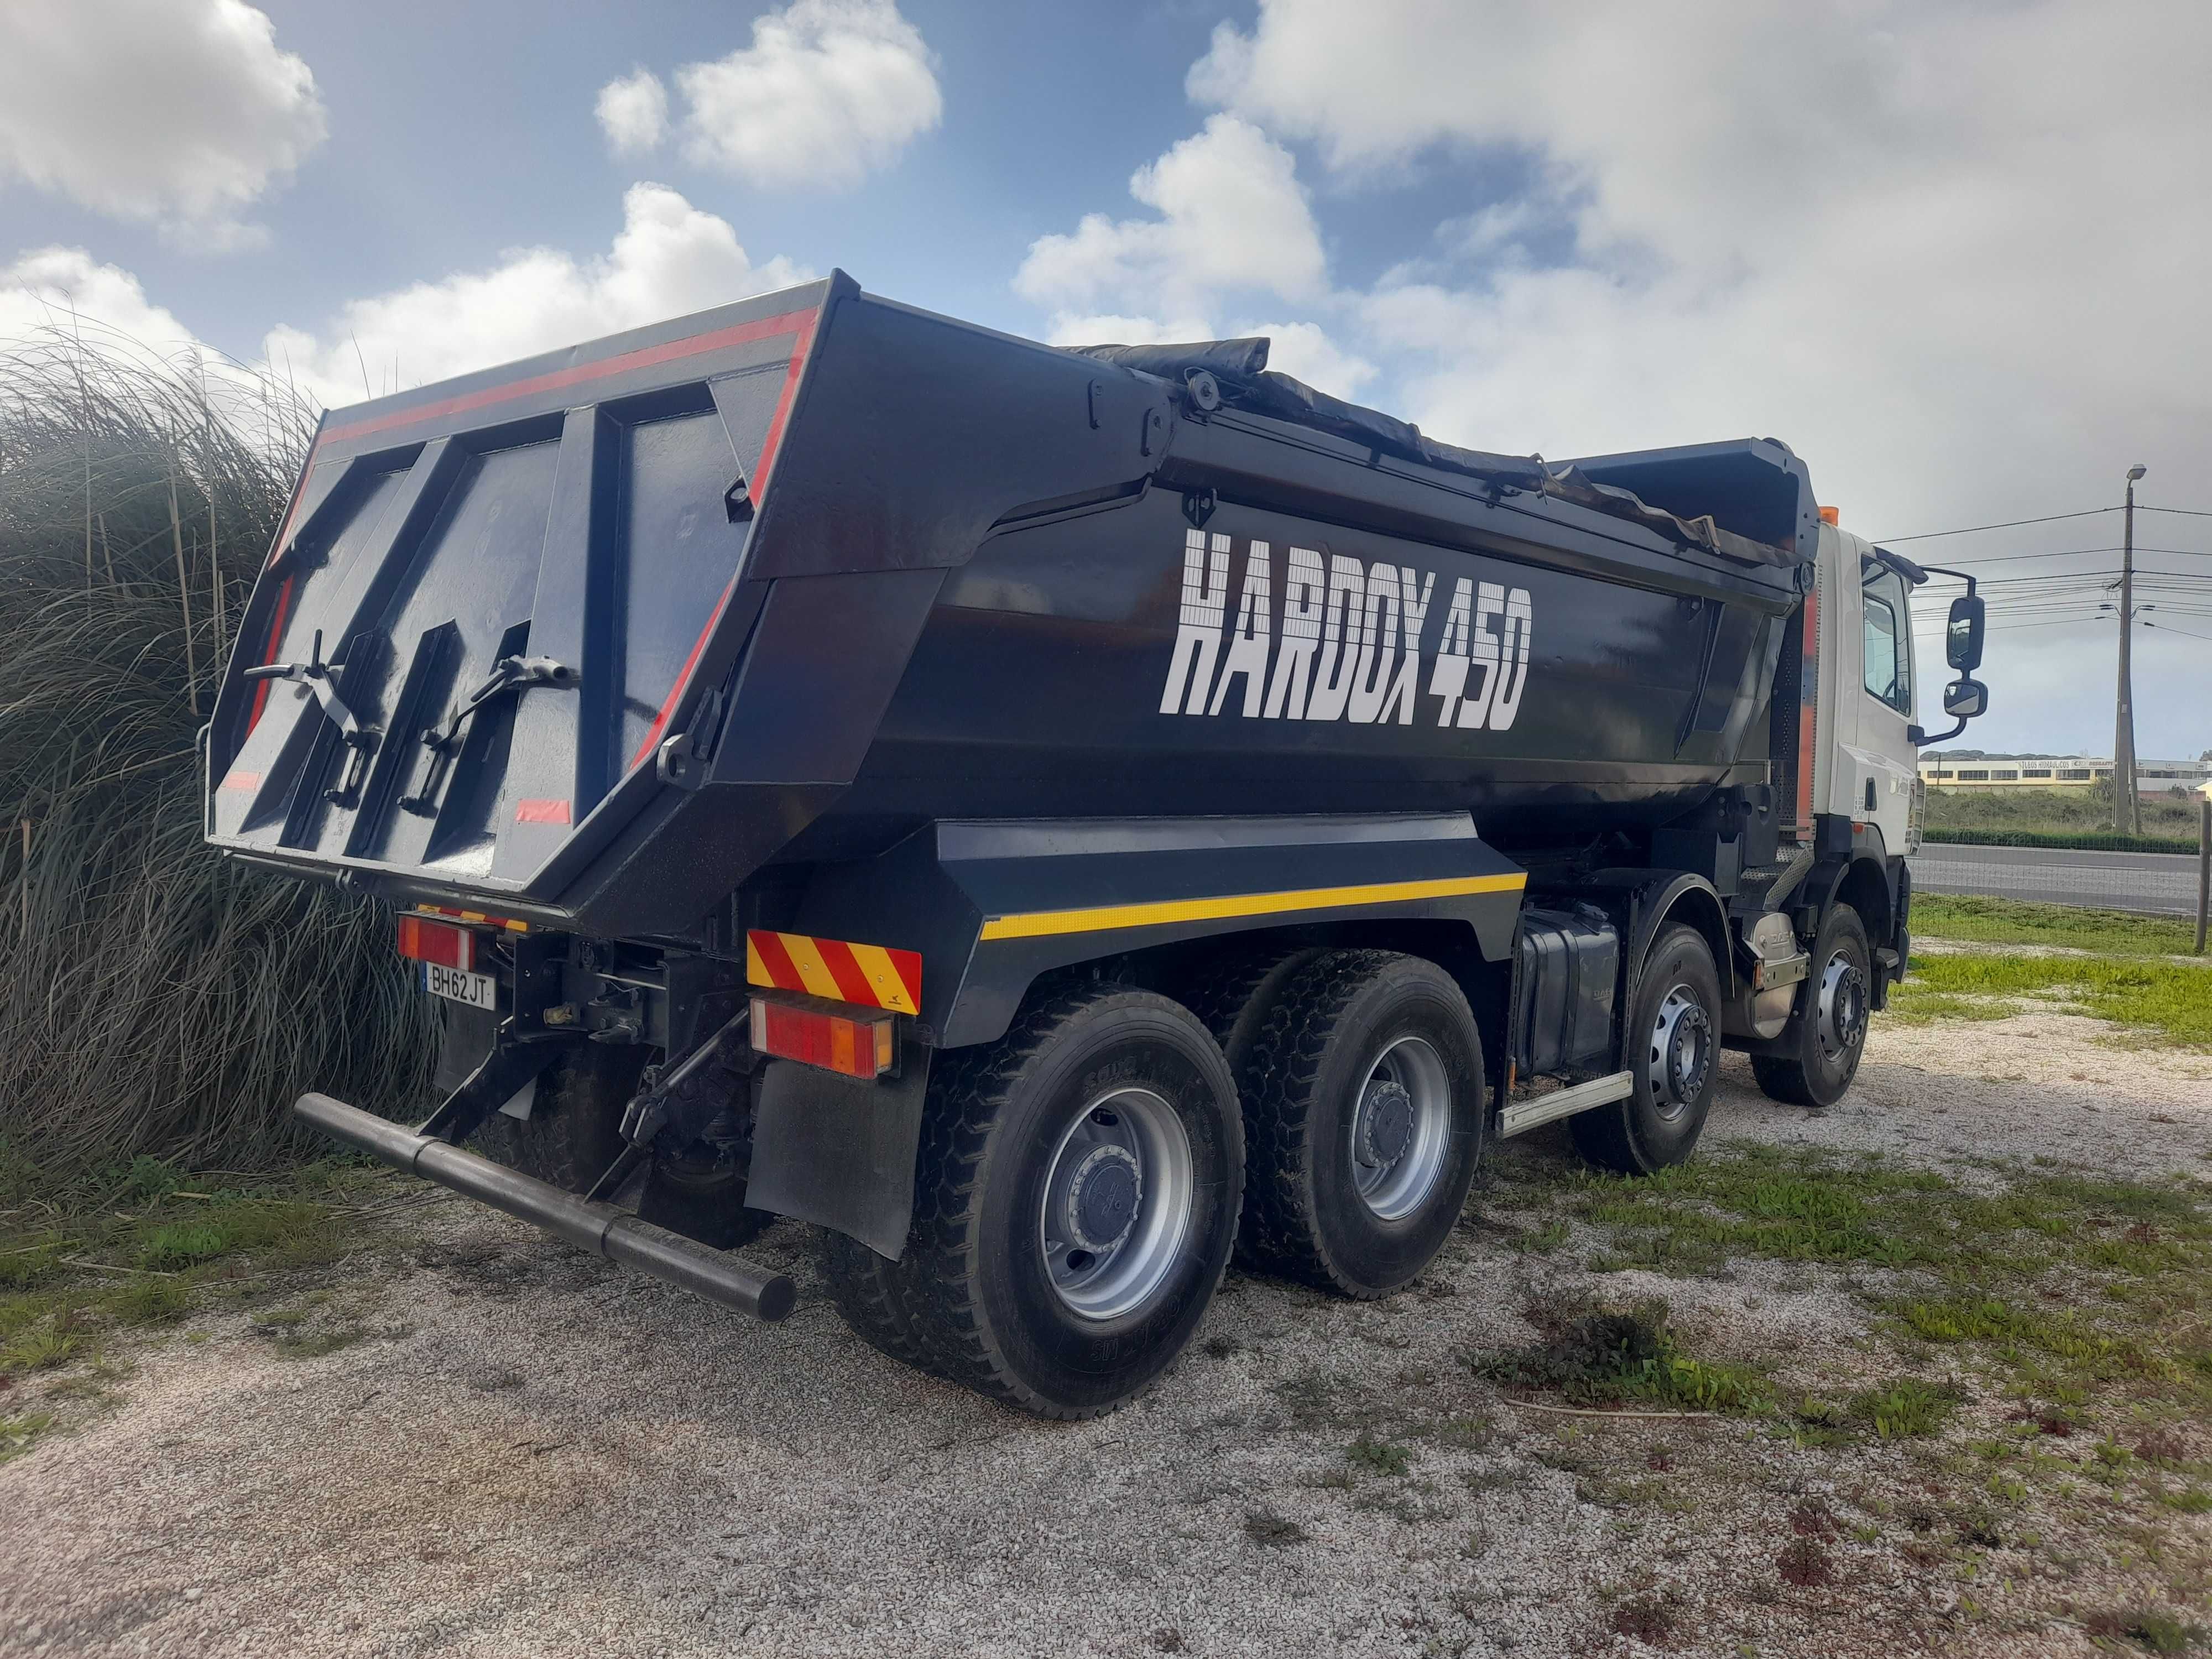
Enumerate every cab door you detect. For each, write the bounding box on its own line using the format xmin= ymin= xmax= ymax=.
xmin=1830 ymin=547 xmax=1917 ymax=852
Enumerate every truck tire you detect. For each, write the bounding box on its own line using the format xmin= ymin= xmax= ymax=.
xmin=471 ymin=1044 xmax=645 ymax=1191
xmin=1185 ymin=944 xmax=1330 ymax=1077
xmin=472 ymin=1044 xmax=772 ymax=1249
xmin=1751 ymin=902 xmax=1872 ymax=1109
xmin=819 ymin=1226 xmax=941 ymax=1375
xmin=1572 ymin=924 xmax=1722 ymax=1175
xmin=900 ymin=983 xmax=1243 ymax=1420
xmin=1238 ymin=951 xmax=1486 ymax=1300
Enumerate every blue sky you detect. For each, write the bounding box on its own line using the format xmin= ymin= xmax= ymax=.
xmin=3 ymin=0 xmax=2208 ymax=761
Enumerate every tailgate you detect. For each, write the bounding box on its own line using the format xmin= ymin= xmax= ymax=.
xmin=205 ymin=280 xmax=833 ymax=905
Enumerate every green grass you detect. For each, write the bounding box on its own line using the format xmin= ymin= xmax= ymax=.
xmin=1851 ymin=1378 xmax=1960 ymax=1438
xmin=0 ymin=1155 xmax=382 ymax=1401
xmin=1890 ymin=951 xmax=2212 ymax=1046
xmin=1924 ymin=784 xmax=2204 ymax=843
xmin=1470 ymin=1303 xmax=1772 ymax=1414
xmin=1911 ymin=893 xmax=2205 ymax=957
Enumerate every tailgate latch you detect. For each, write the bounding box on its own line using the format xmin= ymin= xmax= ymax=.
xmin=242 ymin=628 xmax=378 ymax=805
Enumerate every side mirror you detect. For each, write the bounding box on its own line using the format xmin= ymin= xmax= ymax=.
xmin=1946 ymin=594 xmax=1985 ymax=671
xmin=1943 ymin=677 xmax=1987 ymax=719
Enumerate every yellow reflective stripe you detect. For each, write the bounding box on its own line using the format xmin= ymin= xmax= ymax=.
xmin=847 ymin=942 xmax=920 ymax=1014
xmin=977 ymin=872 xmax=1527 ymax=941
xmin=745 ymin=934 xmax=770 ymax=987
xmin=777 ymin=933 xmax=847 ymax=1000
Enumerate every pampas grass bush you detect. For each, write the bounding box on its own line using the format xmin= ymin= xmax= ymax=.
xmin=0 ymin=324 xmax=436 ymax=1176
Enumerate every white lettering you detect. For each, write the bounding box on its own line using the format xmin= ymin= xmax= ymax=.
xmin=1456 ymin=582 xmax=1506 ymax=729
xmin=1430 ymin=578 xmax=1473 ymax=724
xmin=1262 ymin=545 xmax=1325 ymax=718
xmin=1490 ymin=587 xmax=1534 ymax=731
xmin=1378 ymin=566 xmax=1436 ymax=725
xmin=1208 ymin=541 xmax=1274 ymax=717
xmin=1345 ymin=561 xmax=1401 ymax=724
xmin=1158 ymin=528 xmax=1230 ymax=715
xmin=1302 ymin=554 xmax=1366 ymax=723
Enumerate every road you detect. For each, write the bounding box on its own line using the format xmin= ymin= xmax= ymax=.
xmin=1908 ymin=838 xmax=2204 ymax=915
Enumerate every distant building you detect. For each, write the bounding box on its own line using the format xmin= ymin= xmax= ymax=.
xmin=1918 ymin=753 xmax=2211 ymax=794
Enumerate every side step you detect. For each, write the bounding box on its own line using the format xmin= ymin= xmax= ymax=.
xmin=1498 ymin=1071 xmax=1634 ymax=1140
xmin=295 ymin=1092 xmax=797 ymax=1322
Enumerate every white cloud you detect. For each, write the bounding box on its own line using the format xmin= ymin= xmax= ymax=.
xmin=0 ymin=0 xmax=325 ymax=247
xmin=1016 ymin=116 xmax=1324 ymax=319
xmin=0 ymin=247 xmax=206 ymax=353
xmin=1041 ymin=313 xmax=1218 ymax=350
xmin=1233 ymin=320 xmax=1376 ymax=400
xmin=672 ymin=0 xmax=940 ymax=190
xmin=1191 ymin=0 xmax=2212 ymax=754
xmin=596 ymin=69 xmax=669 ymax=158
xmin=263 ymin=184 xmax=812 ymax=409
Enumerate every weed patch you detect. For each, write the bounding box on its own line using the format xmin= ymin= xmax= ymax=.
xmin=1850 ymin=1378 xmax=1959 ymax=1438
xmin=1472 ymin=1303 xmax=1770 ymax=1414
xmin=1892 ymin=953 xmax=2212 ymax=1047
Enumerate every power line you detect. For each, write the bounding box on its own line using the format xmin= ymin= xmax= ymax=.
xmin=1921 ymin=545 xmax=2210 ymax=567
xmin=1870 ymin=508 xmax=2115 ymax=542
xmin=2143 ymin=621 xmax=2212 ymax=643
xmin=1871 ymin=504 xmax=2212 ymax=541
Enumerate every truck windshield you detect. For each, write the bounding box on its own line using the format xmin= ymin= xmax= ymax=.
xmin=1861 ymin=560 xmax=1912 ymax=715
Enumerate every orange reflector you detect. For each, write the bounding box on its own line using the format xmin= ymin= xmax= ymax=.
xmin=750 ymin=994 xmax=895 ymax=1080
xmin=1818 ymin=505 xmax=1840 ymax=526
xmin=395 ymin=914 xmax=473 ymax=971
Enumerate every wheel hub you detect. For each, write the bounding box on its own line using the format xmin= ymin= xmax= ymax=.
xmin=1061 ymin=1144 xmax=1142 ymax=1253
xmin=1348 ymin=1037 xmax=1453 ymax=1222
xmin=1815 ymin=954 xmax=1867 ymax=1062
xmin=1037 ymin=1088 xmax=1195 ymax=1322
xmin=1355 ymin=1078 xmax=1415 ymax=1172
xmin=1646 ymin=987 xmax=1713 ymax=1118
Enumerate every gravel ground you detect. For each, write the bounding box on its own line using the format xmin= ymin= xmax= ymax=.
xmin=4 ymin=1010 xmax=2210 ymax=1659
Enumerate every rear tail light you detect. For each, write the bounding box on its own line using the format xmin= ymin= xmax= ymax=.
xmin=396 ymin=915 xmax=474 ymax=971
xmin=750 ymin=994 xmax=894 ymax=1080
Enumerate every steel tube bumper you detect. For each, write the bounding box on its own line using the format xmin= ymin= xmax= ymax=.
xmin=295 ymin=1092 xmax=796 ymax=1322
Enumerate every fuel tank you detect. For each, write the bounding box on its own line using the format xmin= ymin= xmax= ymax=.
xmin=204 ymin=272 xmax=1816 ymax=936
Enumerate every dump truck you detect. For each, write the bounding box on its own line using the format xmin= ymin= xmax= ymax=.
xmin=204 ymin=273 xmax=1994 ymax=1418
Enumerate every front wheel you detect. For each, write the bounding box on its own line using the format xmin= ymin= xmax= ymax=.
xmin=1751 ymin=903 xmax=1872 ymax=1108
xmin=1572 ymin=924 xmax=1722 ymax=1175
xmin=894 ymin=984 xmax=1243 ymax=1420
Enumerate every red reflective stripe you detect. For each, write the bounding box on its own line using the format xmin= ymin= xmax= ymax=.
xmin=628 ymin=314 xmax=820 ymax=770
xmin=247 ymin=573 xmax=296 ymax=730
xmin=320 ymin=307 xmax=821 ymax=446
xmin=750 ymin=928 xmax=805 ymax=993
xmin=813 ymin=937 xmax=877 ymax=1007
xmin=890 ymin=948 xmax=922 ymax=1011
xmin=514 ymin=797 xmax=571 ymax=823
xmin=220 ymin=770 xmax=261 ymax=792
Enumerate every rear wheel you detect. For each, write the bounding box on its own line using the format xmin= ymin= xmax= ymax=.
xmin=892 ymin=983 xmax=1242 ymax=1420
xmin=1572 ymin=924 xmax=1722 ymax=1175
xmin=1238 ymin=951 xmax=1486 ymax=1300
xmin=471 ymin=1044 xmax=771 ymax=1249
xmin=1751 ymin=903 xmax=1872 ymax=1108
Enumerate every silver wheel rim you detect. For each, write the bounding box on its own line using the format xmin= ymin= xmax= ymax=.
xmin=1645 ymin=983 xmax=1713 ymax=1120
xmin=1349 ymin=1036 xmax=1453 ymax=1222
xmin=1038 ymin=1087 xmax=1194 ymax=1321
xmin=1814 ymin=952 xmax=1867 ymax=1065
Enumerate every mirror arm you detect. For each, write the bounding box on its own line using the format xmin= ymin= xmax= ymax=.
xmin=1911 ymin=717 xmax=1970 ymax=747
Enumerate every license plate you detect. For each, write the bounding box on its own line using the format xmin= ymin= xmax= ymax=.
xmin=424 ymin=963 xmax=497 ymax=1009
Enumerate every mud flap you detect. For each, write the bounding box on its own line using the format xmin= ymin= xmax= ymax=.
xmin=744 ymin=1052 xmax=931 ymax=1260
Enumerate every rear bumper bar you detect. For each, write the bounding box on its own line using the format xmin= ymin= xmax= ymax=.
xmin=295 ymin=1092 xmax=796 ymax=1322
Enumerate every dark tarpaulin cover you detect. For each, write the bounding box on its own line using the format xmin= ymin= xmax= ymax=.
xmin=1071 ymin=338 xmax=1802 ymax=569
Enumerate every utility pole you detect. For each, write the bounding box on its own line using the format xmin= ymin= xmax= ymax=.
xmin=2114 ymin=464 xmax=2145 ymax=835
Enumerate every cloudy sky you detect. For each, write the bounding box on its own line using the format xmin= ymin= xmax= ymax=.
xmin=3 ymin=0 xmax=2207 ymax=761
